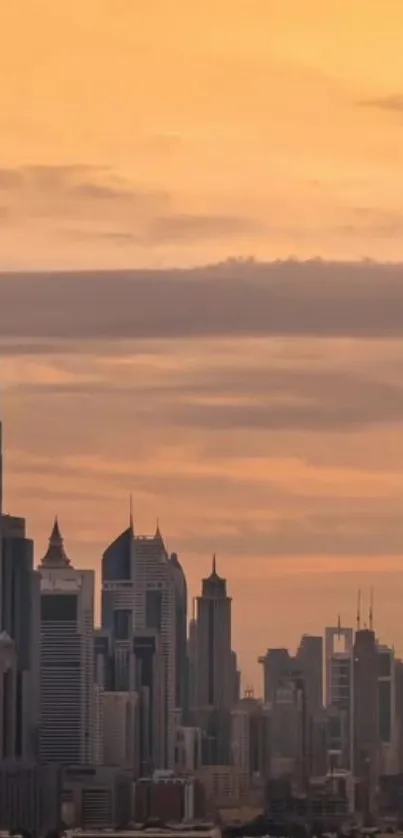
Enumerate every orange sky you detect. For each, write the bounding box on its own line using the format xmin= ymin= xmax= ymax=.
xmin=1 ymin=1 xmax=403 ymax=688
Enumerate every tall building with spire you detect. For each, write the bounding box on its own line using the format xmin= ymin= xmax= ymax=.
xmin=38 ymin=519 xmax=95 ymax=764
xmin=193 ymin=555 xmax=233 ymax=763
xmin=102 ymin=517 xmax=177 ymax=769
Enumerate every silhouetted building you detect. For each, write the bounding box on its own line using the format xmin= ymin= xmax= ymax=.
xmin=258 ymin=648 xmax=293 ymax=705
xmin=169 ymin=551 xmax=188 ymax=720
xmin=194 ymin=556 xmax=233 ymax=763
xmin=0 ymin=514 xmax=40 ymax=758
xmin=354 ymin=628 xmax=379 ymax=811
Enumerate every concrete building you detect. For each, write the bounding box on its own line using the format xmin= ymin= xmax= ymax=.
xmin=0 ymin=514 xmax=40 ymax=759
xmin=270 ymin=676 xmax=306 ymax=787
xmin=175 ymin=726 xmax=202 ymax=773
xmin=231 ymin=695 xmax=270 ymax=780
xmin=258 ymin=648 xmax=293 ymax=705
xmin=103 ymin=691 xmax=138 ymax=768
xmin=62 ymin=764 xmax=132 ymax=828
xmin=132 ymin=629 xmax=165 ymax=774
xmin=38 ymin=519 xmax=95 ymax=764
xmin=197 ymin=765 xmax=249 ymax=810
xmin=0 ymin=632 xmax=17 ymax=759
xmin=296 ymin=634 xmax=323 ymax=716
xmin=0 ymin=760 xmax=61 ymax=832
xmin=324 ymin=624 xmax=354 ymax=771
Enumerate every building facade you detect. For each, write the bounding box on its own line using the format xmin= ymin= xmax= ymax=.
xmin=38 ymin=519 xmax=95 ymax=764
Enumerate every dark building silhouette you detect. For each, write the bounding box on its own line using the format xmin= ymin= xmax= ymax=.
xmin=0 ymin=514 xmax=40 ymax=758
xmin=354 ymin=628 xmax=379 ymax=811
xmin=169 ymin=551 xmax=188 ymax=720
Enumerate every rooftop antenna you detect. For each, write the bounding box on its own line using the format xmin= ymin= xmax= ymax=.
xmin=356 ymin=588 xmax=361 ymax=631
xmin=369 ymin=586 xmax=374 ymax=631
xmin=212 ymin=553 xmax=217 ymax=574
xmin=337 ymin=613 xmax=341 ymax=636
xmin=129 ymin=494 xmax=134 ymax=531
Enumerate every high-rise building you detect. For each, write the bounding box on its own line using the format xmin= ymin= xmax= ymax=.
xmin=354 ymin=628 xmax=379 ymax=808
xmin=258 ymin=647 xmax=294 ymax=705
xmin=325 ymin=624 xmax=354 ymax=771
xmin=169 ymin=551 xmax=188 ymax=720
xmin=195 ymin=555 xmax=232 ymax=710
xmin=231 ymin=694 xmax=270 ymax=779
xmin=38 ymin=519 xmax=95 ymax=764
xmin=102 ymin=520 xmax=177 ymax=769
xmin=0 ymin=631 xmax=17 ymax=759
xmin=193 ymin=555 xmax=233 ymax=764
xmin=0 ymin=514 xmax=40 ymax=758
xmin=377 ymin=643 xmax=396 ymax=775
xmin=296 ymin=634 xmax=323 ymax=716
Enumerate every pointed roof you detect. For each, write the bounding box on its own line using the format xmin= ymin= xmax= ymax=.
xmin=154 ymin=518 xmax=162 ymax=541
xmin=40 ymin=516 xmax=72 ymax=568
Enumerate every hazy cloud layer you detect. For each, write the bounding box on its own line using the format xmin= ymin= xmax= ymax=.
xmin=1 ymin=260 xmax=403 ymax=341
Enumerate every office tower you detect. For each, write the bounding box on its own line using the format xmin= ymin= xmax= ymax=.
xmin=132 ymin=630 xmax=165 ymax=773
xmin=258 ymin=647 xmax=294 ymax=705
xmin=194 ymin=555 xmax=233 ymax=764
xmin=354 ymin=628 xmax=379 ymax=808
xmin=169 ymin=551 xmax=188 ymax=720
xmin=102 ymin=520 xmax=177 ymax=769
xmin=102 ymin=521 xmax=136 ymax=691
xmin=270 ymin=675 xmax=306 ymax=786
xmin=0 ymin=514 xmax=40 ymax=758
xmin=296 ymin=634 xmax=323 ymax=716
xmin=377 ymin=644 xmax=396 ymax=774
xmin=231 ymin=693 xmax=270 ymax=779
xmin=0 ymin=631 xmax=17 ymax=758
xmin=38 ymin=518 xmax=95 ymax=764
xmin=325 ymin=624 xmax=354 ymax=771
xmin=187 ymin=612 xmax=197 ymax=715
xmin=195 ymin=555 xmax=232 ymax=709
xmin=133 ymin=527 xmax=177 ymax=769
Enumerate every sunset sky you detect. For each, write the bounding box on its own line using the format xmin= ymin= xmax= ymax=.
xmin=1 ymin=0 xmax=403 ymax=688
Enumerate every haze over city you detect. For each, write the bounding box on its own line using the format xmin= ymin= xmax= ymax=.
xmin=2 ymin=0 xmax=403 ymax=689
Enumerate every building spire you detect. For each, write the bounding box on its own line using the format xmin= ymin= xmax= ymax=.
xmin=369 ymin=586 xmax=374 ymax=631
xmin=212 ymin=553 xmax=217 ymax=575
xmin=129 ymin=494 xmax=134 ymax=532
xmin=337 ymin=613 xmax=341 ymax=636
xmin=357 ymin=588 xmax=361 ymax=631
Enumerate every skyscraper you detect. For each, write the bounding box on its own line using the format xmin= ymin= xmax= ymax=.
xmin=38 ymin=519 xmax=95 ymax=764
xmin=169 ymin=551 xmax=188 ymax=720
xmin=296 ymin=634 xmax=323 ymax=717
xmin=194 ymin=555 xmax=233 ymax=763
xmin=131 ymin=526 xmax=177 ymax=769
xmin=102 ymin=520 xmax=177 ymax=769
xmin=354 ymin=628 xmax=379 ymax=808
xmin=0 ymin=514 xmax=40 ymax=758
xmin=325 ymin=624 xmax=354 ymax=771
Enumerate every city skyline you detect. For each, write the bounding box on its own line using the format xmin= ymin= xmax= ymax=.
xmin=2 ymin=0 xmax=403 ymax=691
xmin=2 ymin=401 xmax=403 ymax=691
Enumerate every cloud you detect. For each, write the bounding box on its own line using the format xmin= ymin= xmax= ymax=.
xmin=146 ymin=213 xmax=264 ymax=242
xmin=1 ymin=260 xmax=403 ymax=341
xmin=0 ymin=164 xmax=170 ymax=219
xmin=359 ymin=94 xmax=403 ymax=114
